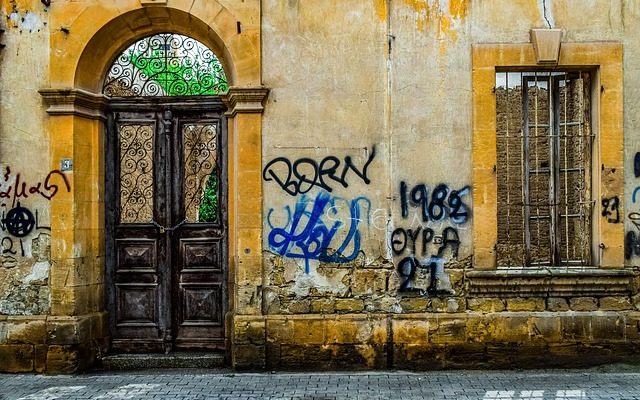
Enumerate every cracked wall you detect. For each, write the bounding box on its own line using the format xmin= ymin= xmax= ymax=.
xmin=0 ymin=0 xmax=52 ymax=318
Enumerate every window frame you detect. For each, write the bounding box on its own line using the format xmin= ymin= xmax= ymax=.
xmin=472 ymin=42 xmax=624 ymax=270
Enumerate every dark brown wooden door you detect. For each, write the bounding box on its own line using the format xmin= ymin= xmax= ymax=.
xmin=106 ymin=98 xmax=227 ymax=353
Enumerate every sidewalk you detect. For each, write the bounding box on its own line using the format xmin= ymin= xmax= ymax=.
xmin=1 ymin=367 xmax=640 ymax=400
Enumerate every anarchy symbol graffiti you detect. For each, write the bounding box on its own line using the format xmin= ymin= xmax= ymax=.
xmin=2 ymin=202 xmax=35 ymax=238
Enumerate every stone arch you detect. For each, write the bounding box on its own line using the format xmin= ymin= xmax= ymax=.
xmin=46 ymin=1 xmax=260 ymax=92
xmin=72 ymin=7 xmax=240 ymax=93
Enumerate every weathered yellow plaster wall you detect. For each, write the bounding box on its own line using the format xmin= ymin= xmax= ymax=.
xmin=252 ymin=0 xmax=639 ymax=370
xmin=3 ymin=0 xmax=640 ymax=372
xmin=0 ymin=0 xmax=53 ymax=316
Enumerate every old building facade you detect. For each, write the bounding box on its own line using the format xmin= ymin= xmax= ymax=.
xmin=0 ymin=0 xmax=639 ymax=372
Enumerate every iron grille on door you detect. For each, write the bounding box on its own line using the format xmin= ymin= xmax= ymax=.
xmin=495 ymin=71 xmax=593 ymax=267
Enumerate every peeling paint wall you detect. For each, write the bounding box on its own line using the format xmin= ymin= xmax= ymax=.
xmin=261 ymin=0 xmax=640 ymax=312
xmin=0 ymin=0 xmax=52 ymax=316
xmin=262 ymin=0 xmax=475 ymax=313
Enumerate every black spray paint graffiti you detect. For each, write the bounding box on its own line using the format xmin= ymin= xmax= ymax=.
xmin=263 ymin=146 xmax=376 ymax=196
xmin=393 ymin=181 xmax=470 ymax=295
xmin=0 ymin=205 xmax=50 ymax=259
xmin=601 ymin=196 xmax=620 ymax=224
xmin=0 ymin=166 xmax=71 ymax=208
xmin=626 ymin=152 xmax=640 ymax=260
xmin=0 ymin=167 xmax=67 ymax=262
xmin=625 ymin=213 xmax=640 ymax=260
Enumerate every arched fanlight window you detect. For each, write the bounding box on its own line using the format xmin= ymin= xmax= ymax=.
xmin=103 ymin=33 xmax=228 ymax=96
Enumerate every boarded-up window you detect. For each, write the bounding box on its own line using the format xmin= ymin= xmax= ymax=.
xmin=496 ymin=71 xmax=592 ymax=267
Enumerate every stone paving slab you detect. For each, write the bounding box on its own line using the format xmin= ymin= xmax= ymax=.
xmin=1 ymin=369 xmax=640 ymax=400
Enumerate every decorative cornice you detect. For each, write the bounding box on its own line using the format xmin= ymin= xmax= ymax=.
xmin=220 ymin=86 xmax=270 ymax=117
xmin=39 ymin=88 xmax=108 ymax=120
xmin=466 ymin=268 xmax=636 ymax=298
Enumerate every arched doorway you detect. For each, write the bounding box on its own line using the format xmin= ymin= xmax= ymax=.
xmin=104 ymin=33 xmax=228 ymax=353
xmin=39 ymin=2 xmax=267 ymax=370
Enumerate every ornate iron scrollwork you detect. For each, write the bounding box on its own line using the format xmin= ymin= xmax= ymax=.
xmin=183 ymin=123 xmax=218 ymax=223
xmin=119 ymin=123 xmax=155 ymax=223
xmin=103 ymin=33 xmax=228 ymax=97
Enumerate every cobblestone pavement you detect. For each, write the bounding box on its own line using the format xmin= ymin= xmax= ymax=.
xmin=2 ymin=368 xmax=640 ymax=400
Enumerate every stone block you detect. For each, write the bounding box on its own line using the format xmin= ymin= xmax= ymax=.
xmin=430 ymin=316 xmax=467 ymax=344
xmin=392 ymin=319 xmax=429 ymax=345
xmin=0 ymin=344 xmax=34 ymax=372
xmin=569 ymin=297 xmax=598 ymax=311
xmin=561 ymin=315 xmax=591 ymax=341
xmin=233 ymin=344 xmax=265 ymax=370
xmin=548 ymin=343 xmax=579 ymax=365
xmin=234 ymin=318 xmax=265 ymax=345
xmin=266 ymin=318 xmax=294 ymax=344
xmin=325 ymin=318 xmax=381 ymax=345
xmin=486 ymin=343 xmax=549 ymax=368
xmin=335 ymin=299 xmax=364 ymax=313
xmin=494 ymin=315 xmax=530 ymax=342
xmin=292 ymin=319 xmax=325 ymax=344
xmin=393 ymin=343 xmax=446 ymax=370
xmin=447 ymin=269 xmax=465 ymax=293
xmin=351 ymin=269 xmax=387 ymax=296
xmin=399 ymin=297 xmax=429 ymax=312
xmin=7 ymin=319 xmax=46 ymax=344
xmin=310 ymin=299 xmax=335 ymax=314
xmin=46 ymin=345 xmax=80 ymax=373
xmin=34 ymin=344 xmax=47 ymax=373
xmin=599 ymin=296 xmax=632 ymax=311
xmin=506 ymin=298 xmax=545 ymax=311
xmin=467 ymin=298 xmax=505 ymax=312
xmin=591 ymin=315 xmax=624 ymax=341
xmin=279 ymin=344 xmax=332 ymax=369
xmin=466 ymin=315 xmax=493 ymax=343
xmin=444 ymin=343 xmax=487 ymax=369
xmin=547 ymin=298 xmax=569 ymax=311
xmin=286 ymin=299 xmax=310 ymax=314
xmin=46 ymin=317 xmax=90 ymax=345
xmin=431 ymin=297 xmax=464 ymax=313
xmin=529 ymin=316 xmax=562 ymax=342
xmin=625 ymin=313 xmax=640 ymax=340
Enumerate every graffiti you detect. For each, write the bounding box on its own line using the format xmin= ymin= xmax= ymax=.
xmin=399 ymin=182 xmax=470 ymax=224
xmin=601 ymin=196 xmax=620 ymax=224
xmin=267 ymin=190 xmax=371 ymax=273
xmin=263 ymin=146 xmax=376 ymax=196
xmin=395 ymin=227 xmax=460 ymax=293
xmin=0 ymin=166 xmax=71 ymax=208
xmin=0 ymin=207 xmax=50 ymax=260
xmin=625 ymin=213 xmax=640 ymax=260
xmin=2 ymin=202 xmax=35 ymax=237
xmin=626 ymin=153 xmax=640 ymax=260
xmin=392 ymin=182 xmax=470 ymax=294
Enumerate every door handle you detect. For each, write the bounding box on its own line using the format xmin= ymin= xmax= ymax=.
xmin=151 ymin=219 xmax=187 ymax=234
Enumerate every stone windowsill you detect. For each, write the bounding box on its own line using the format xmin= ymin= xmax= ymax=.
xmin=466 ymin=268 xmax=636 ymax=298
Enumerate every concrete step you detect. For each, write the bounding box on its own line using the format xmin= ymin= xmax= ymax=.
xmin=99 ymin=352 xmax=226 ymax=370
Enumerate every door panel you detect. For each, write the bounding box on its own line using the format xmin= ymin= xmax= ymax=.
xmin=174 ymin=236 xmax=225 ymax=349
xmin=172 ymin=115 xmax=225 ymax=350
xmin=106 ymin=101 xmax=226 ymax=353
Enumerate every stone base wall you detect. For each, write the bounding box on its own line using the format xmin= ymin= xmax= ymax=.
xmin=0 ymin=312 xmax=108 ymax=373
xmin=232 ymin=312 xmax=640 ymax=370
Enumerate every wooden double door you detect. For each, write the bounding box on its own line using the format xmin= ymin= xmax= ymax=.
xmin=105 ymin=98 xmax=227 ymax=353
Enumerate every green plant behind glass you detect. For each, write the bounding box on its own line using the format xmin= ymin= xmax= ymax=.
xmin=198 ymin=170 xmax=218 ymax=223
xmin=126 ymin=43 xmax=228 ymax=95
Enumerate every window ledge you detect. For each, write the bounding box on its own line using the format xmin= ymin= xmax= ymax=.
xmin=466 ymin=268 xmax=636 ymax=298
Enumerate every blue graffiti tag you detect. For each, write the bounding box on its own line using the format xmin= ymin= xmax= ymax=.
xmin=267 ymin=191 xmax=371 ymax=273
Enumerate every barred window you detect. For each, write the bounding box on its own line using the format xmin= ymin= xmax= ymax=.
xmin=495 ymin=71 xmax=593 ymax=267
